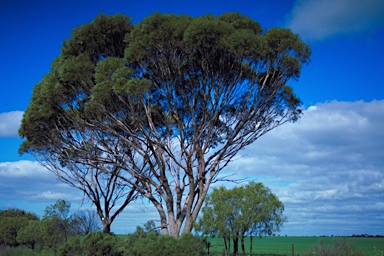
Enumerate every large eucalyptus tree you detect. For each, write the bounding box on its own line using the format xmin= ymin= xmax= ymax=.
xmin=20 ymin=12 xmax=310 ymax=237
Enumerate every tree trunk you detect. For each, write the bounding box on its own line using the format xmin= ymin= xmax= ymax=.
xmin=181 ymin=215 xmax=194 ymax=235
xmin=168 ymin=215 xmax=181 ymax=237
xmin=233 ymin=237 xmax=239 ymax=256
xmin=241 ymin=236 xmax=245 ymax=256
xmin=223 ymin=236 xmax=229 ymax=256
xmin=181 ymin=170 xmax=214 ymax=235
xmin=102 ymin=219 xmax=111 ymax=233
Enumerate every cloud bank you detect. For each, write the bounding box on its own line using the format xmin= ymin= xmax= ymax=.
xmin=225 ymin=100 xmax=384 ymax=235
xmin=286 ymin=0 xmax=384 ymax=40
xmin=0 ymin=101 xmax=383 ymax=235
xmin=0 ymin=160 xmax=82 ymax=202
xmin=0 ymin=111 xmax=23 ymax=137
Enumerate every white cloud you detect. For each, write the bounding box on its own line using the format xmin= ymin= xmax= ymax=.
xmin=0 ymin=160 xmax=50 ymax=178
xmin=286 ymin=0 xmax=384 ymax=40
xmin=224 ymin=100 xmax=384 ymax=235
xmin=0 ymin=111 xmax=24 ymax=137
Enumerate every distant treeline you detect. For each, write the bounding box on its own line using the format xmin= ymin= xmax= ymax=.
xmin=351 ymin=234 xmax=384 ymax=238
xmin=313 ymin=235 xmax=383 ymax=238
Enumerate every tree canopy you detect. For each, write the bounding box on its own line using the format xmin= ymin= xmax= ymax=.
xmin=195 ymin=182 xmax=285 ymax=255
xmin=19 ymin=12 xmax=310 ymax=237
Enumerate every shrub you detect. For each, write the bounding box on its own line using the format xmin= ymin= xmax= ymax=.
xmin=58 ymin=232 xmax=127 ymax=256
xmin=16 ymin=220 xmax=44 ymax=249
xmin=301 ymin=237 xmax=363 ymax=256
xmin=57 ymin=236 xmax=82 ymax=256
xmin=0 ymin=217 xmax=29 ymax=247
xmin=126 ymin=232 xmax=205 ymax=256
xmin=58 ymin=226 xmax=206 ymax=256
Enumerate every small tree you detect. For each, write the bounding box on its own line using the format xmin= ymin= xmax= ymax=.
xmin=196 ymin=182 xmax=285 ymax=256
xmin=72 ymin=209 xmax=102 ymax=234
xmin=41 ymin=199 xmax=81 ymax=250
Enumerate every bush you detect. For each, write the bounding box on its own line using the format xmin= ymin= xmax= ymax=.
xmin=301 ymin=237 xmax=363 ymax=256
xmin=126 ymin=232 xmax=205 ymax=256
xmin=0 ymin=217 xmax=29 ymax=247
xmin=16 ymin=220 xmax=44 ymax=249
xmin=57 ymin=236 xmax=82 ymax=256
xmin=175 ymin=233 xmax=206 ymax=256
xmin=58 ymin=226 xmax=206 ymax=256
xmin=58 ymin=232 xmax=127 ymax=256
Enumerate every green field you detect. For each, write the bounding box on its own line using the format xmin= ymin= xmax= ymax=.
xmin=204 ymin=236 xmax=384 ymax=255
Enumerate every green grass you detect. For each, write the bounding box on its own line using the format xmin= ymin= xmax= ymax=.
xmin=204 ymin=236 xmax=384 ymax=255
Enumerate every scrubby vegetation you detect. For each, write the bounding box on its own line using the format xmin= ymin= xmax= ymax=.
xmin=57 ymin=224 xmax=205 ymax=256
xmin=0 ymin=200 xmax=100 ymax=255
xmin=300 ymin=237 xmax=364 ymax=256
xmin=0 ymin=203 xmax=207 ymax=256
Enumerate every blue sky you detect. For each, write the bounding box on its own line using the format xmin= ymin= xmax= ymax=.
xmin=0 ymin=0 xmax=383 ymax=236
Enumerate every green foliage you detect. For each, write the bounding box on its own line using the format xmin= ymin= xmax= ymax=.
xmin=62 ymin=13 xmax=133 ymax=63
xmin=82 ymin=232 xmax=126 ymax=256
xmin=57 ymin=228 xmax=206 ymax=256
xmin=37 ymin=199 xmax=88 ymax=251
xmin=126 ymin=232 xmax=205 ymax=256
xmin=19 ymin=12 xmax=310 ymax=237
xmin=196 ymin=182 xmax=285 ymax=255
xmin=16 ymin=220 xmax=44 ymax=249
xmin=0 ymin=204 xmax=100 ymax=252
xmin=41 ymin=200 xmax=75 ymax=248
xmin=20 ymin=11 xmax=310 ymax=154
xmin=57 ymin=232 xmax=127 ymax=256
xmin=125 ymin=223 xmax=160 ymax=250
xmin=0 ymin=209 xmax=39 ymax=219
xmin=0 ymin=209 xmax=38 ymax=247
xmin=19 ymin=13 xmax=133 ymax=154
xmin=56 ymin=236 xmax=82 ymax=256
xmin=0 ymin=217 xmax=29 ymax=247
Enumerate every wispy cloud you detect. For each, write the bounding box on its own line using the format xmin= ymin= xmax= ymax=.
xmin=286 ymin=0 xmax=384 ymax=40
xmin=32 ymin=191 xmax=83 ymax=201
xmin=0 ymin=111 xmax=23 ymax=137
